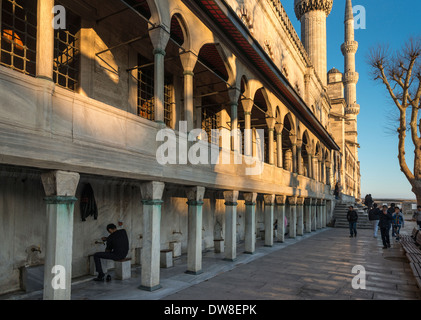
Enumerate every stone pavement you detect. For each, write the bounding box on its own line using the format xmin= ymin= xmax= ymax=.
xmin=3 ymin=218 xmax=421 ymax=300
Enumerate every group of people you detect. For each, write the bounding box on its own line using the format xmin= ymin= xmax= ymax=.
xmin=347 ymin=202 xmax=421 ymax=249
xmin=367 ymin=203 xmax=405 ymax=249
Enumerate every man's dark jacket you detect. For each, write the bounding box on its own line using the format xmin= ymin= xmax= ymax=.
xmin=378 ymin=211 xmax=393 ymax=229
xmin=368 ymin=207 xmax=380 ymax=221
xmin=347 ymin=210 xmax=358 ymax=222
xmin=105 ymin=229 xmax=129 ymax=260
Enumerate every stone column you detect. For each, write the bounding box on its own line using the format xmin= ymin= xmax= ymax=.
xmin=304 ymin=198 xmax=313 ymax=233
xmin=264 ymin=194 xmax=275 ymax=247
xmin=275 ymin=195 xmax=286 ymax=243
xmin=37 ymin=0 xmax=55 ymax=80
xmin=228 ymin=88 xmax=241 ymax=153
xmin=311 ymin=199 xmax=317 ymax=231
xmin=149 ymin=27 xmax=170 ymax=124
xmin=266 ymin=117 xmax=276 ymax=165
xmin=242 ymin=99 xmax=254 ymax=157
xmin=287 ymin=196 xmax=297 ymax=238
xmin=244 ymin=192 xmax=257 ymax=254
xmin=316 ymin=199 xmax=322 ymax=229
xmin=297 ymin=140 xmax=303 ymax=175
xmin=275 ymin=124 xmax=283 ymax=168
xmin=41 ymin=170 xmax=80 ymax=300
xmin=321 ymin=199 xmax=327 ymax=228
xmin=296 ymin=197 xmax=305 ymax=236
xmin=223 ymin=191 xmax=239 ymax=261
xmin=185 ymin=186 xmax=205 ymax=275
xmin=139 ymin=181 xmax=165 ymax=291
xmin=180 ymin=51 xmax=198 ymax=131
xmin=292 ymin=143 xmax=297 ymax=173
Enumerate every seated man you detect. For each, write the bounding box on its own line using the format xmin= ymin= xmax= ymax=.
xmin=93 ymin=224 xmax=129 ymax=281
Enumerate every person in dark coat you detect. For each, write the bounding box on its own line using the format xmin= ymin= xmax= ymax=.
xmin=368 ymin=203 xmax=380 ymax=238
xmin=379 ymin=205 xmax=393 ymax=249
xmin=93 ymin=224 xmax=129 ymax=281
xmin=346 ymin=205 xmax=358 ymax=238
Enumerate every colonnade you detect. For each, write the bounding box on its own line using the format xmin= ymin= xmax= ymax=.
xmin=40 ymin=170 xmax=331 ymax=299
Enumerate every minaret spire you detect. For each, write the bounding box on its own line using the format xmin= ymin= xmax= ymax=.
xmin=342 ymin=0 xmax=359 ymax=109
xmin=341 ymin=0 xmax=360 ymax=159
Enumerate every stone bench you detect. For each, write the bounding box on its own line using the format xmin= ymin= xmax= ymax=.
xmin=115 ymin=258 xmax=131 ymax=280
xmin=400 ymin=228 xmax=421 ymax=290
xmin=160 ymin=250 xmax=173 ymax=268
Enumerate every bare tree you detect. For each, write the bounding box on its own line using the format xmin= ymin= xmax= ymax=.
xmin=369 ymin=37 xmax=421 ymax=203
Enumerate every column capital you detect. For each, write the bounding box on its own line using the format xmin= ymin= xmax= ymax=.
xmin=275 ymin=195 xmax=287 ymax=205
xmin=244 ymin=192 xmax=257 ymax=205
xmin=149 ymin=26 xmax=170 ymax=53
xmin=180 ymin=50 xmax=198 ymax=74
xmin=287 ymin=196 xmax=297 ymax=205
xmin=41 ymin=170 xmax=80 ymax=197
xmin=297 ymin=197 xmax=305 ymax=206
xmin=186 ymin=186 xmax=205 ymax=202
xmin=223 ymin=190 xmax=239 ymax=205
xmin=140 ymin=181 xmax=165 ymax=201
xmin=263 ymin=194 xmax=275 ymax=206
xmin=241 ymin=98 xmax=254 ymax=114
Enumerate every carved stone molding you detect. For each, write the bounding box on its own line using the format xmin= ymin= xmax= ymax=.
xmin=341 ymin=41 xmax=359 ymax=55
xmin=294 ymin=0 xmax=333 ymax=20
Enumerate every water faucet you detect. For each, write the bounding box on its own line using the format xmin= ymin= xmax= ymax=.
xmin=31 ymin=246 xmax=41 ymax=254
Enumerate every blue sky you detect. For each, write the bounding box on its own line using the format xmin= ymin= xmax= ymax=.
xmin=282 ymin=0 xmax=421 ymax=199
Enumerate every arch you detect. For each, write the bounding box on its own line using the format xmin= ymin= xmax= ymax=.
xmin=301 ymin=130 xmax=311 ymax=177
xmin=282 ymin=113 xmax=295 ymax=172
xmin=170 ymin=13 xmax=188 ymax=47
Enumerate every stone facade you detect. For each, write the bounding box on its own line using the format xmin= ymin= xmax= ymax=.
xmin=0 ymin=0 xmax=360 ymax=297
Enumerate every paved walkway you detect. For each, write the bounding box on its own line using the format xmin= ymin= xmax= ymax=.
xmin=4 ymin=218 xmax=421 ymax=300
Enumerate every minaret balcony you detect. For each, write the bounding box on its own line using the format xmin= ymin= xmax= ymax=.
xmin=345 ymin=103 xmax=360 ymax=116
xmin=341 ymin=41 xmax=359 ymax=55
xmin=294 ymin=0 xmax=333 ymax=20
xmin=343 ymin=72 xmax=359 ymax=84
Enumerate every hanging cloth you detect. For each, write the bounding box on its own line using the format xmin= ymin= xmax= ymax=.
xmin=80 ymin=183 xmax=98 ymax=221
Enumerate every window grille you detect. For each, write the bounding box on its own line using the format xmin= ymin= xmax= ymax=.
xmin=53 ymin=7 xmax=80 ymax=91
xmin=0 ymin=0 xmax=37 ymax=76
xmin=202 ymin=108 xmax=220 ymax=145
xmin=137 ymin=57 xmax=173 ymax=127
xmin=138 ymin=64 xmax=155 ymax=121
xmin=163 ymin=78 xmax=173 ymax=127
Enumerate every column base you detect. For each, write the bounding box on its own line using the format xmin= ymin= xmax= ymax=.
xmin=185 ymin=270 xmax=203 ymax=276
xmin=223 ymin=258 xmax=237 ymax=262
xmin=264 ymin=245 xmax=273 ymax=248
xmin=138 ymin=284 xmax=162 ymax=292
xmin=243 ymin=251 xmax=255 ymax=255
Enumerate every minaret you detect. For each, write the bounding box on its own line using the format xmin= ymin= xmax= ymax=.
xmin=294 ymin=0 xmax=334 ymax=86
xmin=341 ymin=0 xmax=359 ymax=159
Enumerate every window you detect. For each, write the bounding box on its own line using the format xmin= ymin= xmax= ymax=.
xmin=137 ymin=61 xmax=155 ymax=121
xmin=53 ymin=7 xmax=80 ymax=91
xmin=137 ymin=55 xmax=173 ymax=127
xmin=0 ymin=0 xmax=37 ymax=76
xmin=202 ymin=107 xmax=220 ymax=145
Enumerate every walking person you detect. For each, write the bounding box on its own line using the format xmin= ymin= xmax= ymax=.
xmin=368 ymin=203 xmax=380 ymax=238
xmin=392 ymin=206 xmax=404 ymax=241
xmin=347 ymin=205 xmax=358 ymax=238
xmin=379 ymin=205 xmax=393 ymax=249
xmin=413 ymin=205 xmax=421 ymax=230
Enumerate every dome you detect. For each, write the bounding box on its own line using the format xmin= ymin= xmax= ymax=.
xmin=328 ymin=68 xmax=341 ymax=74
